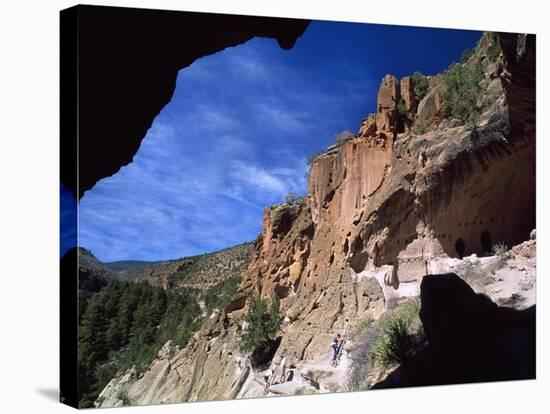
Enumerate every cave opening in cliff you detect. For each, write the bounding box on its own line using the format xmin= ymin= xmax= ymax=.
xmin=480 ymin=230 xmax=493 ymax=253
xmin=455 ymin=238 xmax=466 ymax=258
xmin=250 ymin=336 xmax=282 ymax=369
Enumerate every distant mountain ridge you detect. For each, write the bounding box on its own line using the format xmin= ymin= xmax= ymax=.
xmin=78 ymin=242 xmax=253 ymax=291
xmin=104 ymin=260 xmax=155 ymax=271
xmin=112 ymin=242 xmax=254 ymax=289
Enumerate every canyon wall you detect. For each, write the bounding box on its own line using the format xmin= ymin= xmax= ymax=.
xmin=95 ymin=32 xmax=535 ymax=406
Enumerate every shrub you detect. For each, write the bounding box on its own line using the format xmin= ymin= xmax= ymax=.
xmin=203 ymin=276 xmax=240 ymax=311
xmin=346 ymin=299 xmax=423 ymax=391
xmin=284 ymin=191 xmax=304 ymax=205
xmin=372 ymin=318 xmax=414 ymax=367
xmin=486 ymin=32 xmax=502 ymax=61
xmin=396 ymin=98 xmax=410 ymax=126
xmin=239 ymin=294 xmax=283 ymax=353
xmin=353 ymin=314 xmax=375 ymax=339
xmin=491 ymin=242 xmax=508 ymax=256
xmin=461 ymin=48 xmax=475 ymax=63
xmin=370 ymin=298 xmax=422 ymax=367
xmin=442 ymin=62 xmax=484 ymax=127
xmin=335 ymin=129 xmax=354 ymax=146
xmin=411 ymin=71 xmax=429 ymax=101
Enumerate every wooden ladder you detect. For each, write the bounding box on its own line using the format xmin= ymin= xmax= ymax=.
xmin=262 ymin=369 xmax=276 ymax=397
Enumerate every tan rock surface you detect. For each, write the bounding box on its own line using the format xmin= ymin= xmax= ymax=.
xmin=416 ymin=82 xmax=444 ymax=127
xmin=358 ymin=115 xmax=377 ymax=138
xmin=376 ymin=74 xmax=400 ymax=132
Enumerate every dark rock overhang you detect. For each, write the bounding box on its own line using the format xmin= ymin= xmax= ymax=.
xmin=61 ymin=5 xmax=310 ymax=199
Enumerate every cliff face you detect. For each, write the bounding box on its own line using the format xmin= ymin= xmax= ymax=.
xmin=96 ymin=32 xmax=535 ymax=406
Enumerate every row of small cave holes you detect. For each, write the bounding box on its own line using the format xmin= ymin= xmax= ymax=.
xmin=319 ymin=213 xmax=503 ymax=266
xmin=351 ymin=217 xmax=500 ymax=247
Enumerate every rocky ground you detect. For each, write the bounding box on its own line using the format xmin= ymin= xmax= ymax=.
xmin=95 ymin=236 xmax=535 ymax=405
xmin=454 ymin=239 xmax=536 ymax=309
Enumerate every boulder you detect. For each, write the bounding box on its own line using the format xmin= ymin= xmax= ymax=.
xmin=416 ymin=83 xmax=444 ymax=127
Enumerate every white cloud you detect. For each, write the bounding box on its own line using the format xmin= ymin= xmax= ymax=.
xmin=228 ymin=52 xmax=269 ymax=79
xmin=253 ymin=102 xmax=310 ymax=133
xmin=229 ymin=159 xmax=307 ymax=203
xmin=230 ymin=160 xmax=288 ymax=197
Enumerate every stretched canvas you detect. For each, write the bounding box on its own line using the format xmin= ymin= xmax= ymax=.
xmin=60 ymin=4 xmax=536 ymax=409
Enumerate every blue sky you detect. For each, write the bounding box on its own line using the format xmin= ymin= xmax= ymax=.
xmin=60 ymin=183 xmax=77 ymax=257
xmin=67 ymin=21 xmax=481 ymax=262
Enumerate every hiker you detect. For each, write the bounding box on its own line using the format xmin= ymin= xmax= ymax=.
xmin=264 ymin=369 xmax=272 ymax=387
xmin=330 ymin=334 xmax=341 ymax=363
xmin=278 ymin=355 xmax=287 ymax=383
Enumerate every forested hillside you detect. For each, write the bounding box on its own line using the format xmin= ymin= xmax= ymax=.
xmin=76 ymin=248 xmax=246 ymax=407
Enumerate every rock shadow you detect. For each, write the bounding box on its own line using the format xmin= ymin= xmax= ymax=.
xmin=251 ymin=337 xmax=282 ymax=370
xmin=373 ymin=273 xmax=535 ymax=389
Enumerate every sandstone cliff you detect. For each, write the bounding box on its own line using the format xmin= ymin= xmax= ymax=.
xmin=95 ymin=32 xmax=535 ymax=407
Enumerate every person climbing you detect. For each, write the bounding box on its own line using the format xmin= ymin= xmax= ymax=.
xmin=330 ymin=334 xmax=341 ymax=363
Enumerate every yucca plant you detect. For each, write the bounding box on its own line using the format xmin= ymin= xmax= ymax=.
xmin=491 ymin=242 xmax=509 ymax=257
xmin=371 ymin=299 xmax=421 ymax=367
